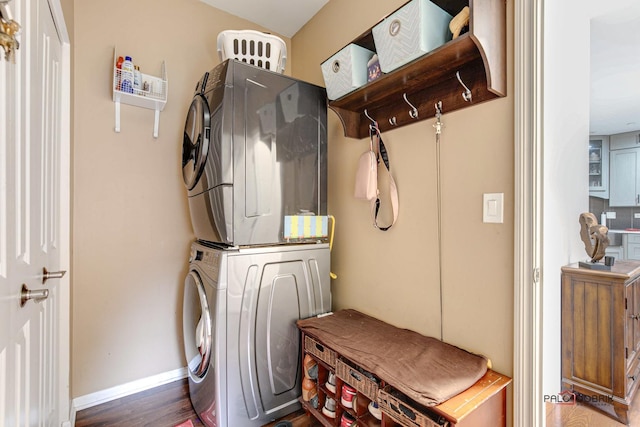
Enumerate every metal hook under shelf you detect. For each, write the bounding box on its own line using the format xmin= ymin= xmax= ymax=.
xmin=403 ymin=93 xmax=419 ymax=119
xmin=364 ymin=109 xmax=381 ymax=132
xmin=456 ymin=71 xmax=472 ymax=102
xmin=364 ymin=109 xmax=376 ymax=125
xmin=389 ymin=116 xmax=397 ymax=126
xmin=435 ymin=101 xmax=443 ymax=117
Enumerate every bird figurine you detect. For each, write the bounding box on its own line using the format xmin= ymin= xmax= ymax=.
xmin=579 ymin=212 xmax=610 ymax=263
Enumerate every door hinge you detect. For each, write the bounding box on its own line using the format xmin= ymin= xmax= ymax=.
xmin=533 ymin=268 xmax=540 ymax=283
xmin=627 ymin=347 xmax=629 ymax=359
xmin=627 ymin=298 xmax=629 ymax=310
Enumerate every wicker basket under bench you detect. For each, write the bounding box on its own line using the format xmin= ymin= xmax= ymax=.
xmin=297 ymin=310 xmax=511 ymax=427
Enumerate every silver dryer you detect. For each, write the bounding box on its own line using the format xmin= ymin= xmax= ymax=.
xmin=182 ymin=60 xmax=328 ymax=247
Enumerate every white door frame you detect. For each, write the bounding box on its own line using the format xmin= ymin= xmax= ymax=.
xmin=48 ymin=0 xmax=71 ymax=425
xmin=514 ymin=0 xmax=544 ymax=425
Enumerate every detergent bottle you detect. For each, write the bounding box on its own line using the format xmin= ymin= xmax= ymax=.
xmin=120 ymin=56 xmax=134 ymax=93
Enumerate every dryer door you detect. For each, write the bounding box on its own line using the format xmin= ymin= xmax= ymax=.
xmin=182 ymin=94 xmax=210 ymax=191
xmin=183 ymin=270 xmax=213 ymax=382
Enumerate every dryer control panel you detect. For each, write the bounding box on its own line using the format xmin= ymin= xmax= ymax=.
xmin=190 ymin=245 xmax=222 ymax=280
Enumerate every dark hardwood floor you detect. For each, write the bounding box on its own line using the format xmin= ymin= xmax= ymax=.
xmin=75 ymin=375 xmax=640 ymax=427
xmin=74 ymin=378 xmax=319 ymax=427
xmin=75 ymin=379 xmax=204 ymax=427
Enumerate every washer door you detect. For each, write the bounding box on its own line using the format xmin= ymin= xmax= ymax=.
xmin=183 ymin=270 xmax=212 ymax=382
xmin=182 ymin=94 xmax=210 ymax=191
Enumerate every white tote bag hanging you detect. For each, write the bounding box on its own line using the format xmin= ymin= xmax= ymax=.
xmin=354 ymin=118 xmax=399 ymax=230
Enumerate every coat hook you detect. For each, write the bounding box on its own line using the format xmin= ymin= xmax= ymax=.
xmin=434 ymin=101 xmax=442 ymax=117
xmin=456 ymin=71 xmax=472 ymax=102
xmin=389 ymin=116 xmax=397 ymax=126
xmin=403 ymin=93 xmax=419 ymax=119
xmin=364 ymin=109 xmax=377 ymax=126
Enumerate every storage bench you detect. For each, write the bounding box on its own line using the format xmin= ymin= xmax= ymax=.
xmin=297 ymin=309 xmax=511 ymax=426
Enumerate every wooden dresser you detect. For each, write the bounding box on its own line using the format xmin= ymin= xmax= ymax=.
xmin=561 ymin=260 xmax=640 ymax=424
xmin=297 ymin=310 xmax=511 ymax=427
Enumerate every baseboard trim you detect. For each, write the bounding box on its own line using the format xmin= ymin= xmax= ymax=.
xmin=68 ymin=367 xmax=188 ymax=424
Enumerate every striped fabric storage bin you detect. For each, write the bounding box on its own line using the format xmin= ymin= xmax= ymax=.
xmin=372 ymin=0 xmax=452 ymax=73
xmin=321 ymin=44 xmax=375 ymax=100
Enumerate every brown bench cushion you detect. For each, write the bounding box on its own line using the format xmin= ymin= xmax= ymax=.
xmin=297 ymin=309 xmax=488 ymax=407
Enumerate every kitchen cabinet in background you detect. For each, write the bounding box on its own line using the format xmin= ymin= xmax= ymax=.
xmin=610 ymin=131 xmax=640 ymax=150
xmin=589 ymin=136 xmax=609 ymax=198
xmin=609 ymin=147 xmax=640 ymax=206
xmin=606 ymin=245 xmax=625 ymax=261
xmin=624 ymin=234 xmax=640 ymax=260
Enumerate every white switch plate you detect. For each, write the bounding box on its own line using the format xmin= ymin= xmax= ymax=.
xmin=483 ymin=193 xmax=504 ymax=223
xmin=634 ymin=213 xmax=640 ymax=219
xmin=607 ymin=211 xmax=617 ymax=219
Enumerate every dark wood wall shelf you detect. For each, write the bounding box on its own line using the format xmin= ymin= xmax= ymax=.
xmin=329 ymin=0 xmax=506 ymax=139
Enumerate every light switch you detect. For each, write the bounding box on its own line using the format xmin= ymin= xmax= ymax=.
xmin=483 ymin=193 xmax=504 ymax=223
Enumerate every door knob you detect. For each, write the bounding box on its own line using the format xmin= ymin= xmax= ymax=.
xmin=42 ymin=267 xmax=66 ymax=284
xmin=20 ymin=284 xmax=49 ymax=307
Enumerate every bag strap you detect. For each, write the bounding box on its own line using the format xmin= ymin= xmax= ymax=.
xmin=369 ymin=124 xmax=398 ymax=230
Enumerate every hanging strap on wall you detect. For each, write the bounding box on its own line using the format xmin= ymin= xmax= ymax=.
xmin=370 ymin=124 xmax=399 ymax=231
xmin=434 ymin=101 xmax=444 ymax=341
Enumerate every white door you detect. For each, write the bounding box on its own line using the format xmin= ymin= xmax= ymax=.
xmin=1 ymin=0 xmax=70 ymax=425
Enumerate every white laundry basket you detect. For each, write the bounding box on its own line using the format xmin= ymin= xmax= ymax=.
xmin=217 ymin=30 xmax=287 ymax=73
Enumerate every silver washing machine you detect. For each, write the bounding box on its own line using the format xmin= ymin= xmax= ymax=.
xmin=182 ymin=241 xmax=331 ymax=427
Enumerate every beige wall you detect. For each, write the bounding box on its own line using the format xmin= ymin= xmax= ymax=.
xmin=71 ymin=0 xmax=290 ymax=398
xmin=292 ymin=0 xmax=514 ymax=378
xmin=70 ymin=0 xmax=514 ymax=411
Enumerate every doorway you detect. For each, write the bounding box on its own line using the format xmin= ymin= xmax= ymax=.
xmin=515 ymin=0 xmax=640 ymax=425
xmin=0 ymin=0 xmax=71 ymax=424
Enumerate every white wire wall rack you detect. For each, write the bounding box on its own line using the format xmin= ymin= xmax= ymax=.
xmin=112 ymin=48 xmax=167 ymax=138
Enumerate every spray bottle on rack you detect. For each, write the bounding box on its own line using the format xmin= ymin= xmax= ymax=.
xmin=115 ymin=56 xmax=124 ymax=90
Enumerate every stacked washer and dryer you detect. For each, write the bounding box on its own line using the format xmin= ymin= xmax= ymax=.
xmin=180 ymin=58 xmax=332 ymax=427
